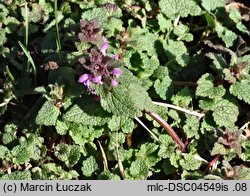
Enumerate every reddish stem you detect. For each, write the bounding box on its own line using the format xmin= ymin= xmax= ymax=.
xmin=146 ymin=112 xmax=186 ymax=152
xmin=204 ymin=154 xmax=221 ymax=173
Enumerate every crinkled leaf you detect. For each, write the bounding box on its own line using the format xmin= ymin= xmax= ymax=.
xmin=2 ymin=123 xmax=17 ymax=145
xmin=81 ymin=156 xmax=99 ymax=177
xmin=63 ymin=96 xmax=111 ymax=126
xmin=173 ymin=24 xmax=193 ymax=42
xmin=165 ymin=40 xmax=190 ymax=67
xmin=196 ymin=73 xmax=226 ymax=99
xmin=230 ymin=80 xmax=250 ymax=104
xmin=81 ymin=7 xmax=122 ymax=28
xmin=212 ymin=98 xmax=239 ymax=128
xmin=129 ymin=33 xmax=157 ymax=56
xmin=95 ymin=68 xmax=155 ymax=118
xmin=108 ymin=132 xmax=125 ymax=150
xmin=183 ymin=115 xmax=200 ymax=139
xmin=97 ymin=170 xmax=121 ymax=180
xmin=11 ymin=134 xmax=45 ymax=164
xmin=0 ymin=145 xmax=9 ymax=159
xmin=158 ymin=135 xmax=177 ymax=159
xmin=136 ymin=143 xmax=161 ymax=167
xmin=108 ymin=115 xmax=135 ymax=133
xmin=55 ymin=120 xmax=68 ymax=135
xmin=171 ymin=87 xmax=193 ymax=107
xmin=36 ymin=100 xmax=60 ymax=126
xmin=229 ymin=6 xmax=249 ymax=35
xmin=55 ymin=144 xmax=81 ymax=168
xmin=157 ymin=13 xmax=172 ymax=32
xmin=215 ymin=22 xmax=237 ymax=47
xmin=154 ymin=76 xmax=172 ymax=100
xmin=211 ymin=143 xmax=227 ymax=156
xmin=129 ymin=159 xmax=149 ymax=180
xmin=0 ymin=170 xmax=31 ymax=180
xmin=180 ymin=154 xmax=203 ymax=171
xmin=69 ymin=124 xmax=103 ymax=147
xmin=32 ymin=163 xmax=78 ymax=180
xmin=201 ymin=0 xmax=225 ymax=12
xmin=159 ymin=0 xmax=201 ymax=19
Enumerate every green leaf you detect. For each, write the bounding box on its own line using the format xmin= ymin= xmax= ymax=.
xmin=97 ymin=170 xmax=121 ymax=180
xmin=81 ymin=6 xmax=122 ymax=31
xmin=63 ymin=96 xmax=111 ymax=126
xmin=54 ymin=144 xmax=81 ymax=168
xmin=32 ymin=163 xmax=79 ymax=180
xmin=141 ymin=53 xmax=160 ymax=77
xmin=230 ymin=80 xmax=250 ymax=104
xmin=108 ymin=115 xmax=135 ymax=133
xmin=2 ymin=123 xmax=18 ymax=145
xmin=154 ymin=75 xmax=172 ymax=100
xmin=183 ymin=115 xmax=200 ymax=139
xmin=11 ymin=145 xmax=31 ymax=164
xmin=0 ymin=170 xmax=31 ymax=180
xmin=81 ymin=156 xmax=99 ymax=177
xmin=55 ymin=120 xmax=68 ymax=135
xmin=171 ymin=87 xmax=193 ymax=107
xmin=215 ymin=22 xmax=237 ymax=47
xmin=108 ymin=132 xmax=125 ymax=150
xmin=179 ymin=154 xmax=203 ymax=171
xmin=159 ymin=0 xmax=201 ymax=19
xmin=229 ymin=6 xmax=249 ymax=35
xmin=96 ymin=68 xmax=155 ymax=118
xmin=211 ymin=143 xmax=227 ymax=156
xmin=201 ymin=0 xmax=225 ymax=12
xmin=36 ymin=100 xmax=60 ymax=126
xmin=157 ymin=13 xmax=172 ymax=32
xmin=129 ymin=33 xmax=157 ymax=56
xmin=136 ymin=143 xmax=161 ymax=167
xmin=164 ymin=40 xmax=190 ymax=67
xmin=69 ymin=124 xmax=103 ymax=147
xmin=158 ymin=135 xmax=177 ymax=159
xmin=129 ymin=160 xmax=149 ymax=180
xmin=212 ymin=98 xmax=239 ymax=128
xmin=196 ymin=73 xmax=226 ymax=99
xmin=206 ymin=52 xmax=228 ymax=72
xmin=0 ymin=145 xmax=9 ymax=159
xmin=173 ymin=24 xmax=193 ymax=42
xmin=0 ymin=28 xmax=7 ymax=45
xmin=11 ymin=134 xmax=45 ymax=164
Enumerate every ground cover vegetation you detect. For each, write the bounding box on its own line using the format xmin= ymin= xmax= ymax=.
xmin=0 ymin=0 xmax=250 ymax=180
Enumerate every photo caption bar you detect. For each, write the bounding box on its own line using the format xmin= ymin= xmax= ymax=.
xmin=0 ymin=180 xmax=249 ymax=196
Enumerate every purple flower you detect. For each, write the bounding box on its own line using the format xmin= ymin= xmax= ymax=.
xmin=101 ymin=37 xmax=108 ymax=56
xmin=92 ymin=75 xmax=103 ymax=84
xmin=112 ymin=68 xmax=122 ymax=77
xmin=113 ymin=54 xmax=119 ymax=59
xmin=79 ymin=74 xmax=91 ymax=83
xmin=78 ymin=19 xmax=102 ymax=44
xmin=111 ymin=79 xmax=118 ymax=87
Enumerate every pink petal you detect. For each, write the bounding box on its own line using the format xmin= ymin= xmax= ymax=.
xmin=79 ymin=74 xmax=90 ymax=83
xmin=101 ymin=37 xmax=108 ymax=56
xmin=111 ymin=79 xmax=118 ymax=87
xmin=113 ymin=54 xmax=119 ymax=59
xmin=112 ymin=68 xmax=122 ymax=77
xmin=92 ymin=75 xmax=103 ymax=84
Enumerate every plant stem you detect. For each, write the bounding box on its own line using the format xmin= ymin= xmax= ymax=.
xmin=146 ymin=111 xmax=186 ymax=152
xmin=135 ymin=117 xmax=159 ymax=142
xmin=5 ymin=66 xmax=15 ymax=82
xmin=97 ymin=140 xmax=108 ymax=171
xmin=152 ymin=101 xmax=205 ymax=119
xmin=54 ymin=0 xmax=62 ymax=65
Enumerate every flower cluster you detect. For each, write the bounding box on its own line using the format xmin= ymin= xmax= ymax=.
xmin=78 ymin=19 xmax=102 ymax=44
xmin=78 ymin=37 xmax=122 ymax=94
